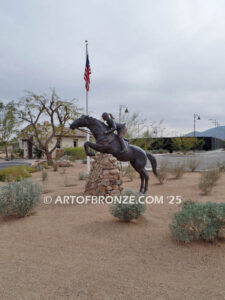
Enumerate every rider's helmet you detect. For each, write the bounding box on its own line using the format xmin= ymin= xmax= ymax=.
xmin=102 ymin=112 xmax=109 ymax=120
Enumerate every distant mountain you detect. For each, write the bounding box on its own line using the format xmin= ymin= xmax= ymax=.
xmin=185 ymin=126 xmax=225 ymax=140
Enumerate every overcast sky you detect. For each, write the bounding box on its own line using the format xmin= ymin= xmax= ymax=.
xmin=1 ymin=0 xmax=225 ymax=135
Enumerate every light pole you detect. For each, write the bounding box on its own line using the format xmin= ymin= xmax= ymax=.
xmin=119 ymin=105 xmax=128 ymax=123
xmin=118 ymin=105 xmax=128 ymax=171
xmin=194 ymin=113 xmax=201 ymax=137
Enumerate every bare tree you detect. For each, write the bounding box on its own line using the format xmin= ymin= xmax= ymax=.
xmin=17 ymin=90 xmax=81 ymax=165
xmin=118 ymin=112 xmax=146 ymax=138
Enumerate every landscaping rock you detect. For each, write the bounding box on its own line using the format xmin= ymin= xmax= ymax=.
xmin=85 ymin=153 xmax=123 ymax=196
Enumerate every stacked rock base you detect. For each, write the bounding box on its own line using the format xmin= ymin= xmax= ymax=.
xmin=84 ymin=153 xmax=123 ymax=196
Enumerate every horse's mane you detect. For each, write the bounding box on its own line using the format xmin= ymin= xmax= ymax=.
xmin=88 ymin=116 xmax=108 ymax=129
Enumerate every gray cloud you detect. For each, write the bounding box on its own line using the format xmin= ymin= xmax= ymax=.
xmin=1 ymin=0 xmax=225 ymax=135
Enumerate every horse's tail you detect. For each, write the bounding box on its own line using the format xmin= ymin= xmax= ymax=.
xmin=146 ymin=152 xmax=158 ymax=176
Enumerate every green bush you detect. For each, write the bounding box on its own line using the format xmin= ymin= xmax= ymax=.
xmin=109 ymin=189 xmax=146 ymax=222
xmin=0 ymin=179 xmax=42 ymax=217
xmin=170 ymin=201 xmax=225 ymax=243
xmin=0 ymin=166 xmax=34 ymax=182
xmin=64 ymin=147 xmax=86 ymax=160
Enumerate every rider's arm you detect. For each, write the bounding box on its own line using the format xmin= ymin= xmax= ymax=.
xmin=105 ymin=119 xmax=117 ymax=134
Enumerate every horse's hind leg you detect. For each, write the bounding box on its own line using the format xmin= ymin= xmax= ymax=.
xmin=130 ymin=161 xmax=145 ymax=193
xmin=141 ymin=168 xmax=149 ymax=194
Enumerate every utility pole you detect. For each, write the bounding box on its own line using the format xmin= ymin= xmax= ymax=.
xmin=209 ymin=119 xmax=219 ymax=150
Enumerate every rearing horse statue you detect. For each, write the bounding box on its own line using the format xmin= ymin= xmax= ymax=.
xmin=70 ymin=115 xmax=157 ymax=193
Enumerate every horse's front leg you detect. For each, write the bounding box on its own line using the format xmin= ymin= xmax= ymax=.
xmin=84 ymin=141 xmax=104 ymax=156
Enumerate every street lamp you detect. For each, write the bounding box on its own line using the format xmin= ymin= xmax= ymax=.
xmin=194 ymin=114 xmax=201 ymax=137
xmin=119 ymin=105 xmax=129 ymax=123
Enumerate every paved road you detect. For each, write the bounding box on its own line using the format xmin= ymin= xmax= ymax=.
xmin=0 ymin=150 xmax=224 ymax=172
xmin=146 ymin=149 xmax=225 ymax=171
xmin=121 ymin=149 xmax=225 ymax=171
xmin=0 ymin=160 xmax=31 ymax=170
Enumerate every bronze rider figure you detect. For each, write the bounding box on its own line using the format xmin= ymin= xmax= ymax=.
xmin=102 ymin=112 xmax=128 ymax=153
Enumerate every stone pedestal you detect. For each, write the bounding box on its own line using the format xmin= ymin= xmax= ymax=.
xmin=84 ymin=153 xmax=123 ymax=196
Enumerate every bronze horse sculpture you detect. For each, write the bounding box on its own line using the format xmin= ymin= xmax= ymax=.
xmin=70 ymin=115 xmax=157 ymax=194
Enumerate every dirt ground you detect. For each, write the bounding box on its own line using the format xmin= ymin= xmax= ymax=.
xmin=0 ymin=162 xmax=225 ymax=300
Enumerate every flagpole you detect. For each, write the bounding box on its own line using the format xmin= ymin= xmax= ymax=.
xmin=85 ymin=40 xmax=90 ymax=174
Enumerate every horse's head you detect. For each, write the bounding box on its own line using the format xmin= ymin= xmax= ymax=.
xmin=70 ymin=115 xmax=91 ymax=130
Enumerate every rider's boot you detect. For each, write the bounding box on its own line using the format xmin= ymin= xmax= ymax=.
xmin=119 ymin=137 xmax=128 ymax=153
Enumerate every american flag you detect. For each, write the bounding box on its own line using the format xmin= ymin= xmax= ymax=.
xmin=84 ymin=53 xmax=91 ymax=91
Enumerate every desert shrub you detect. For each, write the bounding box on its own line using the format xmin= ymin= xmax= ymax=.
xmin=0 ymin=179 xmax=42 ymax=217
xmin=60 ymin=168 xmax=66 ymax=175
xmin=109 ymin=189 xmax=146 ymax=222
xmin=181 ymin=199 xmax=197 ymax=209
xmin=122 ymin=164 xmax=135 ymax=181
xmin=0 ymin=166 xmax=33 ymax=182
xmin=53 ymin=161 xmax=58 ymax=172
xmin=64 ymin=147 xmax=86 ymax=160
xmin=199 ymin=169 xmax=221 ymax=195
xmin=41 ymin=169 xmax=48 ymax=181
xmin=170 ymin=201 xmax=225 ymax=243
xmin=188 ymin=158 xmax=200 ymax=172
xmin=157 ymin=159 xmax=169 ymax=184
xmin=78 ymin=172 xmax=87 ymax=180
xmin=217 ymin=161 xmax=225 ymax=172
xmin=169 ymin=162 xmax=186 ymax=179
